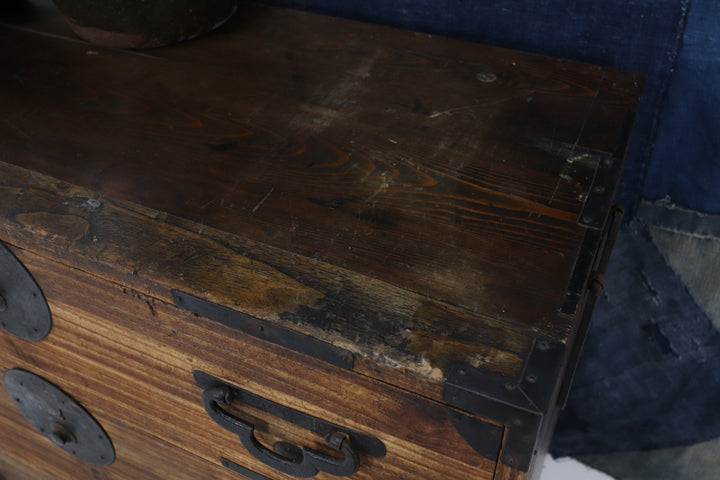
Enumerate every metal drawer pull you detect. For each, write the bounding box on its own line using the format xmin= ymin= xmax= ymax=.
xmin=203 ymin=386 xmax=359 ymax=478
xmin=195 ymin=371 xmax=385 ymax=478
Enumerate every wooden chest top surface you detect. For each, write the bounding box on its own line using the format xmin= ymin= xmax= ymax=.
xmin=0 ymin=1 xmax=642 ymax=393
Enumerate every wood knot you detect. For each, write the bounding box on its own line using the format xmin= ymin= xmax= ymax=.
xmin=475 ymin=72 xmax=497 ymax=83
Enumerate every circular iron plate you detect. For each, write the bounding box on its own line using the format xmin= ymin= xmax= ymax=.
xmin=0 ymin=243 xmax=52 ymax=341
xmin=4 ymin=368 xmax=115 ymax=465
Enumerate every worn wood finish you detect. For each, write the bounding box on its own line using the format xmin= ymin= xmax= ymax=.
xmin=0 ymin=161 xmax=534 ymax=397
xmin=0 ymin=2 xmax=642 ymax=479
xmin=0 ymin=246 xmax=498 ymax=479
xmin=0 ymin=2 xmax=642 ymax=340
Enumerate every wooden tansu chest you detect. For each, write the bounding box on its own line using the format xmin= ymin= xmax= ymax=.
xmin=0 ymin=3 xmax=642 ymax=479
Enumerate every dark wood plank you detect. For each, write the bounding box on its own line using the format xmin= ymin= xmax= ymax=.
xmin=0 ymin=3 xmax=643 ymax=340
xmin=0 ymin=161 xmax=535 ymax=396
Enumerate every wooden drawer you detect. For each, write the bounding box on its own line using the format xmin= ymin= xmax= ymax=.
xmin=0 ymin=244 xmax=500 ymax=480
xmin=0 ymin=2 xmax=642 ymax=479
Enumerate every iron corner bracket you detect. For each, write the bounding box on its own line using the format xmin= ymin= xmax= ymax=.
xmin=443 ymin=336 xmax=566 ymax=473
xmin=577 ymin=151 xmax=623 ymax=231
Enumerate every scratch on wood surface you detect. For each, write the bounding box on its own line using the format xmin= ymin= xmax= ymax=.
xmin=428 ymin=91 xmax=536 ymax=119
xmin=566 ymin=152 xmax=595 ymax=164
xmin=566 ymin=89 xmax=601 ymax=162
xmin=521 ymin=135 xmax=606 ymax=168
xmin=547 ymin=87 xmax=601 ymax=204
xmin=366 ymin=173 xmax=392 ymax=205
xmin=428 ymin=105 xmax=479 ymax=119
xmin=251 ymin=186 xmax=275 ymax=213
xmin=65 ymin=195 xmax=102 ymax=211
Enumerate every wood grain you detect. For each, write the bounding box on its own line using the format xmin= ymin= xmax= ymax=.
xmin=494 ymin=462 xmax=527 ymax=480
xmin=0 ymin=246 xmax=500 ymax=479
xmin=0 ymin=3 xmax=643 ymax=339
xmin=0 ymin=161 xmax=535 ymax=396
xmin=0 ymin=4 xmax=642 ymax=479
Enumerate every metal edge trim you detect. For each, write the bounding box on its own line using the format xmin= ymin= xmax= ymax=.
xmin=173 ymin=290 xmax=354 ymax=370
xmin=443 ymin=335 xmax=566 ymax=472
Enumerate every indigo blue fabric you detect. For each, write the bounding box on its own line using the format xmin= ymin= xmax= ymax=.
xmin=642 ymin=2 xmax=720 ymax=214
xmin=550 ymin=221 xmax=720 ymax=456
xmin=257 ymin=0 xmax=687 ymax=215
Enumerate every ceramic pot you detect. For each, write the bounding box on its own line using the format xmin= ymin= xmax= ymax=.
xmin=52 ymin=0 xmax=238 ymax=49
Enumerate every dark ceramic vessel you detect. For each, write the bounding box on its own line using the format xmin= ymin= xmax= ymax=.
xmin=52 ymin=0 xmax=238 ymax=48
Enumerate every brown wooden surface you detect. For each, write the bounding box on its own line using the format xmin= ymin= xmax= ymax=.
xmin=0 ymin=3 xmax=643 ymax=479
xmin=0 ymin=1 xmax=643 ymax=342
xmin=0 ymin=245 xmax=499 ymax=480
xmin=0 ymin=161 xmax=534 ymax=398
xmin=494 ymin=463 xmax=527 ymax=480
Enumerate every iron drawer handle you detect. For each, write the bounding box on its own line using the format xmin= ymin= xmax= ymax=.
xmin=202 ymin=386 xmax=360 ymax=478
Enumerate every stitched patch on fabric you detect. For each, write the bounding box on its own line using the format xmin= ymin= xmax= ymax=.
xmin=551 ymin=221 xmax=720 ymax=456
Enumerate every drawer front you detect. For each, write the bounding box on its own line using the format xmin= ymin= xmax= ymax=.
xmin=0 ymin=245 xmax=504 ymax=480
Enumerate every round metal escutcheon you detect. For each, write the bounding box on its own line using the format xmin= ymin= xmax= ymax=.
xmin=0 ymin=243 xmax=52 ymax=341
xmin=4 ymin=368 xmax=115 ymax=466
